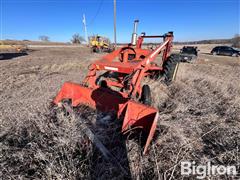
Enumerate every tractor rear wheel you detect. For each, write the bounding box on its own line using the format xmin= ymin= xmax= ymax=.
xmin=162 ymin=54 xmax=181 ymax=82
xmin=140 ymin=85 xmax=152 ymax=106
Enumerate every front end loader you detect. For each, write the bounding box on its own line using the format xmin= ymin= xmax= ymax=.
xmin=54 ymin=20 xmax=174 ymax=154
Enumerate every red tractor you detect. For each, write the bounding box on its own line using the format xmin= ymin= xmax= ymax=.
xmin=54 ymin=20 xmax=176 ymax=154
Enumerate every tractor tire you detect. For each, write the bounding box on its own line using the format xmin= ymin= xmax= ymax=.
xmin=96 ymin=48 xmax=100 ymax=53
xmin=107 ymin=48 xmax=113 ymax=53
xmin=140 ymin=85 xmax=152 ymax=106
xmin=91 ymin=46 xmax=100 ymax=53
xmin=162 ymin=54 xmax=181 ymax=82
xmin=91 ymin=47 xmax=96 ymax=53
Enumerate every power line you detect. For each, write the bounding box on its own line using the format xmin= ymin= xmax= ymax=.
xmin=87 ymin=0 xmax=104 ymax=27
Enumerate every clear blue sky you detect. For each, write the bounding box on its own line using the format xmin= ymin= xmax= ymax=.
xmin=1 ymin=0 xmax=239 ymax=42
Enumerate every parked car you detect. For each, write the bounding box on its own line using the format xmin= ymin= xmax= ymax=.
xmin=178 ymin=46 xmax=198 ymax=62
xmin=211 ymin=46 xmax=240 ymax=57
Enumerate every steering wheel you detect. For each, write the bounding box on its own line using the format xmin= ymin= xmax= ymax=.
xmin=119 ymin=46 xmax=137 ymax=61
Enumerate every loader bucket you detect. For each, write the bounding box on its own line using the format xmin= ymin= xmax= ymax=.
xmin=121 ymin=101 xmax=159 ymax=154
xmin=54 ymin=82 xmax=159 ymax=154
xmin=54 ymin=82 xmax=128 ymax=112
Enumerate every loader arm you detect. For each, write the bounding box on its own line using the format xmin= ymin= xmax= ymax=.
xmin=130 ymin=38 xmax=172 ymax=97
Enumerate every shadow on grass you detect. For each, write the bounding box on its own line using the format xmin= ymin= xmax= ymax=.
xmin=0 ymin=52 xmax=28 ymax=60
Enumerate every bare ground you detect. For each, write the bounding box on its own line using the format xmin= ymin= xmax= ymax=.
xmin=0 ymin=46 xmax=239 ymax=179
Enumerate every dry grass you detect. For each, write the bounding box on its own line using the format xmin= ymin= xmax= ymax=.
xmin=1 ymin=104 xmax=93 ymax=179
xmin=141 ymin=62 xmax=240 ymax=179
xmin=0 ymin=47 xmax=239 ymax=179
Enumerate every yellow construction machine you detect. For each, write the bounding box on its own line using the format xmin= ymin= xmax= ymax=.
xmin=89 ymin=35 xmax=114 ymax=53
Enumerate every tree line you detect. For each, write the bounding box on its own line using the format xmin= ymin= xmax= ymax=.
xmin=174 ymin=34 xmax=240 ymax=48
xmin=38 ymin=34 xmax=240 ymax=48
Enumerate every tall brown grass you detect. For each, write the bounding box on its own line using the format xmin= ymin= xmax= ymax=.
xmin=1 ymin=63 xmax=239 ymax=179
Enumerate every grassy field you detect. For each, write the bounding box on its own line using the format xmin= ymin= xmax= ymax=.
xmin=0 ymin=45 xmax=239 ymax=179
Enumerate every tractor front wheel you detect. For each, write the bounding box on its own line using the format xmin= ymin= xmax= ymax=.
xmin=162 ymin=54 xmax=181 ymax=82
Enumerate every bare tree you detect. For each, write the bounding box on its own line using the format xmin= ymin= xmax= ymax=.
xmin=39 ymin=35 xmax=50 ymax=42
xmin=71 ymin=33 xmax=85 ymax=44
xmin=232 ymin=34 xmax=240 ymax=48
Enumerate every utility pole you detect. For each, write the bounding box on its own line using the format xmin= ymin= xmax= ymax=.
xmin=0 ymin=0 xmax=3 ymax=43
xmin=113 ymin=0 xmax=117 ymax=47
xmin=83 ymin=14 xmax=89 ymax=44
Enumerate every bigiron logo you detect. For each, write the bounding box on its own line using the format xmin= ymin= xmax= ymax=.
xmin=181 ymin=161 xmax=238 ymax=179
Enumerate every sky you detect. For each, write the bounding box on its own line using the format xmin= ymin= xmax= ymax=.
xmin=0 ymin=0 xmax=239 ymax=42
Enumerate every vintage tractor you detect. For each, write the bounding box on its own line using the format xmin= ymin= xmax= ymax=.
xmin=54 ymin=20 xmax=176 ymax=154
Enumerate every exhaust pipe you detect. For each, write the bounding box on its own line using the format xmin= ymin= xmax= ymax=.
xmin=131 ymin=20 xmax=139 ymax=45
